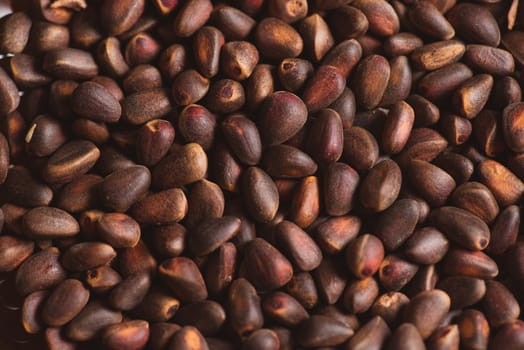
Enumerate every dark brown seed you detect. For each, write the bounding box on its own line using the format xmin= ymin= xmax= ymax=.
xmin=447 ymin=3 xmax=501 ymax=46
xmin=374 ymin=198 xmax=419 ymax=251
xmin=0 ymin=132 xmax=8 ymax=184
xmin=242 ymin=328 xmax=279 ymax=350
xmin=409 ymin=1 xmax=455 ymax=40
xmin=101 ymin=320 xmax=150 ymax=350
xmin=352 ymin=0 xmax=399 ymax=37
xmin=464 ymin=45 xmax=515 ymax=76
xmin=346 ymin=316 xmax=391 ymax=350
xmin=453 ymin=74 xmax=493 ymax=119
xmin=117 ymin=240 xmax=157 ymax=277
xmin=427 ymin=324 xmax=460 ymax=350
xmin=96 ymin=213 xmax=140 ymax=248
xmin=124 ymin=33 xmax=161 ymax=66
xmin=343 ymin=127 xmax=380 ymax=170
xmin=297 ymin=315 xmax=354 ymax=347
xmin=109 ymin=271 xmax=151 ymax=311
xmin=379 ymin=255 xmax=419 ymax=291
xmin=204 ymin=242 xmax=237 ymax=295
xmin=189 ymin=216 xmax=240 ymax=256
xmin=289 ymin=175 xmax=320 ymax=228
xmin=502 ymin=102 xmax=524 ymax=153
xmin=323 ymin=162 xmax=359 ymax=216
xmin=0 ymin=235 xmax=35 ymax=272
xmin=274 ymin=220 xmax=322 ymax=271
xmin=491 ymin=321 xmax=524 ymax=350
xmin=158 ymin=43 xmax=187 ymax=80
xmin=384 ymin=32 xmax=423 ymax=57
xmin=328 ymin=6 xmax=368 ymax=41
xmin=286 ymin=272 xmax=318 ymax=309
xmin=171 ymin=69 xmax=210 ymax=106
xmin=22 ymin=290 xmax=47 ymax=334
xmin=149 ymin=323 xmax=182 ymax=350
xmin=0 ymin=12 xmax=31 ymax=54
xmin=451 ymin=182 xmax=499 ymax=224
xmin=351 ymin=55 xmax=390 ymax=110
xmin=313 ymin=256 xmax=347 ymax=304
xmin=212 ymin=5 xmax=256 ymax=40
xmin=45 ymin=327 xmax=77 ymax=350
xmin=66 ymin=301 xmax=123 ymax=342
xmin=346 ymin=234 xmax=384 ymax=279
xmin=360 ymin=159 xmax=402 ymax=212
xmin=245 ymin=64 xmax=275 ymax=112
xmin=242 ymin=167 xmax=279 ymax=223
xmin=403 ymin=227 xmax=449 ymax=265
xmin=262 ymin=291 xmax=308 ymax=327
xmin=131 ymin=188 xmax=187 ymax=225
xmin=254 ymin=17 xmax=303 ymax=61
xmin=387 ymin=323 xmax=425 ymax=350
xmin=43 ymin=48 xmax=98 ymax=80
xmin=173 ymin=0 xmax=213 ymax=37
xmin=100 ymin=165 xmax=151 ymax=212
xmin=278 ymin=58 xmax=313 ymax=93
xmin=123 ymin=64 xmax=162 ymax=94
xmin=343 ymin=277 xmax=379 ymax=314
xmin=193 ymin=26 xmax=224 ymax=78
xmin=438 ymin=276 xmax=486 ymax=309
xmin=133 ymin=286 xmax=180 ymax=322
xmin=370 ymin=292 xmax=410 ymax=327
xmin=153 ymin=143 xmax=207 ymax=189
xmin=315 ymin=215 xmax=360 ymax=255
xmin=22 ymin=206 xmax=79 ymax=239
xmin=395 ymin=128 xmax=448 ymax=168
xmin=221 ymin=41 xmax=259 ymax=81
xmin=488 ymin=205 xmax=520 ymax=255
xmin=0 ymin=67 xmax=20 ymax=115
xmin=482 ymin=280 xmax=520 ymax=328
xmin=62 ymin=242 xmax=116 ymax=271
xmin=430 ymin=206 xmax=490 ymax=251
xmin=4 ymin=166 xmax=53 ymax=207
xmin=411 ymin=40 xmax=465 ymax=71
xmin=100 ymin=0 xmax=145 ymax=36
xmin=403 ymin=290 xmax=451 ymax=339
xmin=41 ymin=279 xmax=90 ymax=327
xmin=442 ymin=248 xmax=498 ymax=279
xmin=418 ymin=63 xmax=473 ymax=102
xmin=9 ymin=54 xmax=52 ymax=89
xmin=136 ymin=119 xmax=175 ymax=166
xmin=241 ymin=238 xmax=293 ymax=291
xmin=302 ymin=65 xmax=346 ymax=112
xmin=185 ymin=179 xmax=224 ymax=229
xmin=299 ymin=14 xmax=335 ymax=62
xmin=407 ymin=160 xmax=456 ymax=207
xmin=228 ymin=278 xmax=264 ymax=336
xmin=263 ymin=145 xmax=317 ymax=179
xmin=491 ymin=76 xmax=522 ymax=110
xmin=268 ymin=0 xmax=308 ymax=23
xmin=43 ymin=140 xmax=100 ymax=184
xmin=96 ymin=37 xmax=130 ymax=78
xmin=222 ymin=114 xmax=262 ymax=166
xmin=205 ymin=78 xmax=246 ymax=114
xmin=159 ymin=257 xmax=208 ymax=303
xmin=407 ymin=95 xmax=440 ymax=127
xmin=258 ymin=91 xmax=308 ymax=145
xmin=380 ymin=55 xmax=412 ymax=106
xmin=84 ymin=266 xmax=122 ymax=294
xmin=174 ymin=300 xmax=225 ymax=336
xmin=55 ymin=174 xmax=102 ymax=213
xmin=381 ymin=101 xmax=414 ymax=154
xmin=16 ymin=247 xmax=66 ymax=296
xmin=177 ymin=104 xmax=217 ymax=150
xmin=433 ymin=152 xmax=474 ymax=185
xmin=307 ymin=109 xmax=344 ymax=163
xmin=477 ymin=159 xmax=524 ymax=207
xmin=121 ymin=88 xmax=172 ymax=125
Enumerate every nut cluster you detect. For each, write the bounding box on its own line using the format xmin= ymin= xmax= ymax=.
xmin=0 ymin=0 xmax=523 ymax=349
